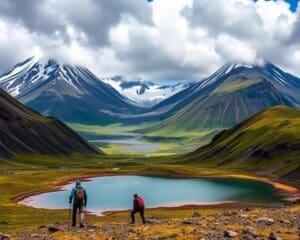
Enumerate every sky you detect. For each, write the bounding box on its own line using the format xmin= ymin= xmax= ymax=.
xmin=0 ymin=0 xmax=300 ymax=82
xmin=275 ymin=0 xmax=299 ymax=11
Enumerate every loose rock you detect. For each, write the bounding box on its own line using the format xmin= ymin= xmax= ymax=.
xmin=181 ymin=220 xmax=199 ymax=226
xmin=269 ymin=231 xmax=282 ymax=240
xmin=243 ymin=227 xmax=259 ymax=237
xmin=48 ymin=226 xmax=59 ymax=232
xmin=257 ymin=217 xmax=275 ymax=224
xmin=224 ymin=230 xmax=238 ymax=238
xmin=192 ymin=212 xmax=201 ymax=217
xmin=1 ymin=234 xmax=11 ymax=240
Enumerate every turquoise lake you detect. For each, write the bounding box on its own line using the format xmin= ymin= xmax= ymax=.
xmin=20 ymin=176 xmax=287 ymax=215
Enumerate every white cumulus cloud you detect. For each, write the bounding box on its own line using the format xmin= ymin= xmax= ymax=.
xmin=0 ymin=0 xmax=300 ymax=80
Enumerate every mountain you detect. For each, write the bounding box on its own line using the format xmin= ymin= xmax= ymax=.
xmin=144 ymin=63 xmax=299 ymax=131
xmin=102 ymin=76 xmax=188 ymax=107
xmin=0 ymin=57 xmax=144 ymax=125
xmin=0 ymin=89 xmax=100 ymax=159
xmin=183 ymin=106 xmax=300 ymax=182
xmin=152 ymin=63 xmax=300 ymax=112
xmin=1 ymin=58 xmax=299 ymax=128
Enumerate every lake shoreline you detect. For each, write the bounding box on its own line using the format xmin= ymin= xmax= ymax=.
xmin=101 ymin=201 xmax=280 ymax=216
xmin=14 ymin=172 xmax=300 ymax=211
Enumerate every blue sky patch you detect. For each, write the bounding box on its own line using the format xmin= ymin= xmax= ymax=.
xmin=254 ymin=0 xmax=299 ymax=11
xmin=285 ymin=0 xmax=299 ymax=11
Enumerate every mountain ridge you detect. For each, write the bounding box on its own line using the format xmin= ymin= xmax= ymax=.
xmin=1 ymin=58 xmax=299 ymax=128
xmin=142 ymin=62 xmax=300 ymax=131
xmin=0 ymin=89 xmax=100 ymax=158
xmin=183 ymin=105 xmax=300 ymax=181
xmin=0 ymin=57 xmax=144 ymax=125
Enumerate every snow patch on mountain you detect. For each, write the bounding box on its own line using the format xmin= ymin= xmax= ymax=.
xmin=102 ymin=76 xmax=189 ymax=107
xmin=0 ymin=57 xmax=108 ymax=98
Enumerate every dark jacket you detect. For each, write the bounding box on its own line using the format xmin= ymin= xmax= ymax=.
xmin=69 ymin=186 xmax=87 ymax=206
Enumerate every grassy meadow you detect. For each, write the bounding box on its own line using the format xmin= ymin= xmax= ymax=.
xmin=1 ymin=106 xmax=300 ymax=236
xmin=67 ymin=122 xmax=219 ymax=156
xmin=0 ymin=154 xmax=232 ymax=233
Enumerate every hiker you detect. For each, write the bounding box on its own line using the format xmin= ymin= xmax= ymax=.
xmin=69 ymin=180 xmax=87 ymax=228
xmin=131 ymin=193 xmax=146 ymax=224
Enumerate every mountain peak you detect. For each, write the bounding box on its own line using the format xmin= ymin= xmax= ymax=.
xmin=0 ymin=57 xmax=93 ymax=97
xmin=0 ymin=57 xmax=144 ymax=124
xmin=102 ymin=76 xmax=189 ymax=107
xmin=220 ymin=62 xmax=265 ymax=74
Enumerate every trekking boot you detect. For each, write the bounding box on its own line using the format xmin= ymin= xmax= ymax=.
xmin=80 ymin=223 xmax=84 ymax=228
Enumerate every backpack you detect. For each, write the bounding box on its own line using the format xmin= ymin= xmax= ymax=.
xmin=136 ymin=197 xmax=144 ymax=208
xmin=75 ymin=188 xmax=84 ymax=201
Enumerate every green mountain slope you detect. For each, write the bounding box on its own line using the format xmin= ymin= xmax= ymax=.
xmin=0 ymin=89 xmax=100 ymax=158
xmin=151 ymin=77 xmax=293 ymax=132
xmin=184 ymin=106 xmax=300 ymax=182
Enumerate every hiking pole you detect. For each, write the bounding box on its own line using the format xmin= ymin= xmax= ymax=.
xmin=68 ymin=202 xmax=72 ymax=227
xmin=83 ymin=205 xmax=87 ymax=222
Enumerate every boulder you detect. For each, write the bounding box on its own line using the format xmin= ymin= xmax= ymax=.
xmin=30 ymin=233 xmax=41 ymax=239
xmin=192 ymin=212 xmax=201 ymax=217
xmin=48 ymin=226 xmax=59 ymax=232
xmin=256 ymin=217 xmax=274 ymax=224
xmin=243 ymin=227 xmax=259 ymax=237
xmin=181 ymin=220 xmax=199 ymax=226
xmin=224 ymin=230 xmax=238 ymax=238
xmin=269 ymin=231 xmax=282 ymax=240
xmin=0 ymin=234 xmax=11 ymax=240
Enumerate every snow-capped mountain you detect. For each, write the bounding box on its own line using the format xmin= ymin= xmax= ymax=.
xmin=144 ymin=62 xmax=300 ymax=131
xmin=0 ymin=57 xmax=144 ymax=124
xmin=1 ymin=57 xmax=299 ymax=126
xmin=102 ymin=76 xmax=189 ymax=107
xmin=151 ymin=62 xmax=300 ymax=113
xmin=191 ymin=62 xmax=300 ymax=98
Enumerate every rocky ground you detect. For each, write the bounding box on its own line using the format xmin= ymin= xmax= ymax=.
xmin=1 ymin=207 xmax=299 ymax=240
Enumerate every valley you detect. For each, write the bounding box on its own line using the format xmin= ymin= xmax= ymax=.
xmin=1 ymin=1 xmax=300 ymax=239
xmin=0 ymin=59 xmax=300 ymax=239
xmin=67 ymin=122 xmax=215 ymax=156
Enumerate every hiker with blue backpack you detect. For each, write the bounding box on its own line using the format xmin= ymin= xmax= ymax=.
xmin=69 ymin=180 xmax=87 ymax=228
xmin=131 ymin=193 xmax=146 ymax=224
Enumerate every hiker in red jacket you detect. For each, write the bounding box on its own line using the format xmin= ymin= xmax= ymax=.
xmin=131 ymin=193 xmax=146 ymax=224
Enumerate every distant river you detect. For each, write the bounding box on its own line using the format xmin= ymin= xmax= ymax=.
xmin=88 ymin=133 xmax=159 ymax=153
xmin=20 ymin=176 xmax=288 ymax=215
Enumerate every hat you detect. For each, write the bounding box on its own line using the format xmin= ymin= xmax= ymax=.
xmin=75 ymin=180 xmax=81 ymax=186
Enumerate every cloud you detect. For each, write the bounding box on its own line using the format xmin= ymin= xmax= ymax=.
xmin=0 ymin=0 xmax=153 ymax=46
xmin=0 ymin=20 xmax=42 ymax=70
xmin=182 ymin=0 xmax=264 ymax=41
xmin=0 ymin=0 xmax=300 ymax=80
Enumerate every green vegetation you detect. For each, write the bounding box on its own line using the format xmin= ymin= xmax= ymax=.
xmin=184 ymin=106 xmax=300 ymax=182
xmin=1 ymin=90 xmax=299 ymax=236
xmin=0 ymin=89 xmax=100 ymax=158
xmin=68 ymin=121 xmax=218 ymax=155
xmin=146 ymin=78 xmax=292 ymax=132
xmin=213 ymin=78 xmax=262 ymax=93
xmin=0 ymin=154 xmax=231 ymax=233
